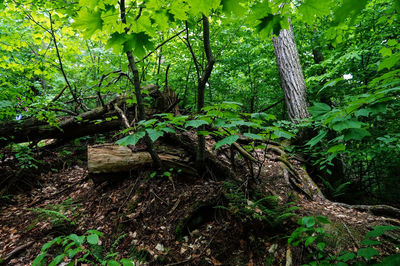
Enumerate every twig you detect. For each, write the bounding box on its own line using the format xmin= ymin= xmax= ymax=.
xmin=1 ymin=241 xmax=34 ymax=263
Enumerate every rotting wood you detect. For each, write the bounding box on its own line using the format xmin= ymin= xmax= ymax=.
xmin=87 ymin=144 xmax=196 ymax=175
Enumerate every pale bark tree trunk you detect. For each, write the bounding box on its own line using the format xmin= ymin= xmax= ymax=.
xmin=273 ymin=20 xmax=310 ymax=122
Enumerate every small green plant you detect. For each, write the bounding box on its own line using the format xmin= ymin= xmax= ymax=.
xmin=288 ymin=216 xmax=331 ymax=265
xmin=33 ymin=230 xmax=135 ymax=266
xmin=219 ymin=181 xmax=298 ymax=228
xmin=27 ymin=198 xmax=81 ymax=232
xmin=288 ymin=216 xmax=400 ymax=265
xmin=13 ymin=144 xmax=38 ymax=169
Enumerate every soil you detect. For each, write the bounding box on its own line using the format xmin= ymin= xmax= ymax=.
xmin=0 ymin=137 xmax=399 ymax=265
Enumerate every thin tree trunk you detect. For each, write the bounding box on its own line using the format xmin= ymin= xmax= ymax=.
xmin=273 ymin=20 xmax=310 ymax=122
xmin=119 ymin=0 xmax=162 ymax=169
xmin=196 ymin=15 xmax=215 ymax=170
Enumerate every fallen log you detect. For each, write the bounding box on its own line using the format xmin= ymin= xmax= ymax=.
xmin=88 ymin=144 xmax=198 ymax=177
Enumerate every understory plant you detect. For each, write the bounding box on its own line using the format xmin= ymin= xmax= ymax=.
xmin=220 ymin=181 xmax=298 ymax=228
xmin=288 ymin=216 xmax=400 ymax=265
xmin=33 ymin=230 xmax=134 ymax=266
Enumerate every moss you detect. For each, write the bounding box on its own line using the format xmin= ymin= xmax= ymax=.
xmin=322 ymin=222 xmax=363 ymax=252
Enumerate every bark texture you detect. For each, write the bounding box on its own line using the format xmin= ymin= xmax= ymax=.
xmin=273 ymin=21 xmax=310 ymax=122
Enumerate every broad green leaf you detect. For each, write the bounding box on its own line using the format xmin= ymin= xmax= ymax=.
xmin=120 ymin=259 xmax=135 ymax=266
xmin=123 ymin=32 xmax=154 ymax=58
xmin=332 ymin=119 xmax=364 ymax=132
xmin=243 ymin=133 xmax=263 ymax=140
xmin=67 ymin=247 xmax=82 ymax=258
xmin=379 ymin=253 xmax=400 ymax=265
xmin=256 ymin=14 xmax=283 ymax=37
xmin=221 ymin=0 xmax=246 ymax=16
xmin=115 ymin=131 xmax=146 ymax=146
xmin=360 ymin=238 xmax=381 ymax=246
xmin=146 ymin=129 xmax=163 ymax=142
xmin=187 ymin=0 xmax=221 ymax=16
xmin=215 ymin=135 xmax=239 ymax=149
xmin=305 ymin=236 xmax=317 ymax=247
xmin=309 ymin=102 xmax=331 ymax=117
xmin=87 ymin=234 xmax=99 ymax=245
xmin=106 ymin=32 xmax=127 ymax=54
xmin=317 ymin=242 xmax=326 ymax=251
xmin=327 ymin=144 xmax=346 ymax=153
xmin=316 ymin=216 xmax=330 ymax=224
xmin=185 ymin=119 xmax=209 ymax=128
xmin=380 ymin=47 xmax=392 ymax=57
xmin=366 ymin=226 xmax=399 ymax=238
xmin=344 ymin=128 xmax=370 ymax=141
xmin=87 ymin=230 xmax=105 ymax=238
xmin=32 ymin=252 xmax=47 ymax=266
xmin=378 ymin=54 xmax=400 ymax=71
xmin=298 ymin=0 xmax=333 ymax=25
xmin=306 ymin=130 xmax=327 ymax=147
xmin=49 ymin=254 xmax=66 ymax=266
xmin=300 ymin=217 xmax=315 ymax=228
xmin=333 ymin=0 xmax=368 ymax=25
xmin=337 ymin=252 xmax=355 ymax=262
xmin=68 ymin=234 xmax=85 ymax=245
xmin=74 ymin=8 xmax=104 ymax=38
xmin=107 ymin=260 xmax=121 ymax=266
xmin=357 ymin=247 xmax=379 ymax=260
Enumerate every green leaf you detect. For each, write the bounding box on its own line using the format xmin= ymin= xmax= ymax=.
xmin=327 ymin=144 xmax=346 ymax=153
xmin=67 ymin=247 xmax=82 ymax=258
xmin=305 ymin=236 xmax=317 ymax=247
xmin=106 ymin=32 xmax=127 ymax=54
xmin=309 ymin=103 xmax=331 ymax=117
xmin=298 ymin=0 xmax=333 ymax=25
xmin=87 ymin=230 xmax=105 ymax=238
xmin=87 ymin=234 xmax=99 ymax=245
xmin=74 ymin=8 xmax=104 ymax=38
xmin=360 ymin=238 xmax=381 ymax=246
xmin=215 ymin=135 xmax=239 ymax=150
xmin=185 ymin=119 xmax=209 ymax=128
xmin=378 ymin=253 xmax=400 ymax=265
xmin=107 ymin=260 xmax=121 ymax=266
xmin=357 ymin=247 xmax=379 ymax=260
xmin=332 ymin=119 xmax=364 ymax=132
xmin=337 ymin=252 xmax=355 ymax=262
xmin=120 ymin=259 xmax=135 ymax=266
xmin=316 ymin=216 xmax=330 ymax=224
xmin=344 ymin=128 xmax=370 ymax=141
xmin=32 ymin=252 xmax=47 ymax=266
xmin=306 ymin=130 xmax=327 ymax=147
xmin=243 ymin=133 xmax=263 ymax=140
xmin=146 ymin=129 xmax=164 ymax=142
xmin=49 ymin=254 xmax=65 ymax=266
xmin=300 ymin=217 xmax=316 ymax=228
xmin=123 ymin=32 xmax=154 ymax=58
xmin=366 ymin=226 xmax=399 ymax=238
xmin=317 ymin=242 xmax=326 ymax=251
xmin=221 ymin=0 xmax=245 ymax=16
xmin=380 ymin=47 xmax=392 ymax=57
xmin=68 ymin=234 xmax=85 ymax=245
xmin=256 ymin=14 xmax=283 ymax=37
xmin=378 ymin=54 xmax=400 ymax=71
xmin=333 ymin=0 xmax=368 ymax=25
xmin=115 ymin=131 xmax=146 ymax=146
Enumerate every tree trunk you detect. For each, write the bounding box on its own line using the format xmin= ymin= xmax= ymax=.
xmin=273 ymin=20 xmax=310 ymax=122
xmin=119 ymin=0 xmax=162 ymax=169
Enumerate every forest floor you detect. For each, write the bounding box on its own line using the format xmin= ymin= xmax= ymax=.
xmin=0 ymin=137 xmax=399 ymax=265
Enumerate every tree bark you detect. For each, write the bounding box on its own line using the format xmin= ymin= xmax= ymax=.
xmin=273 ymin=20 xmax=310 ymax=122
xmin=119 ymin=0 xmax=162 ymax=169
xmin=196 ymin=15 xmax=215 ymax=170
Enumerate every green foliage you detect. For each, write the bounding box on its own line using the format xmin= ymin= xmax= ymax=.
xmin=27 ymin=198 xmax=81 ymax=232
xmin=12 ymin=144 xmax=39 ymax=169
xmin=219 ymin=181 xmax=298 ymax=228
xmin=289 ymin=217 xmax=400 ymax=265
xmin=33 ymin=230 xmax=136 ymax=266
